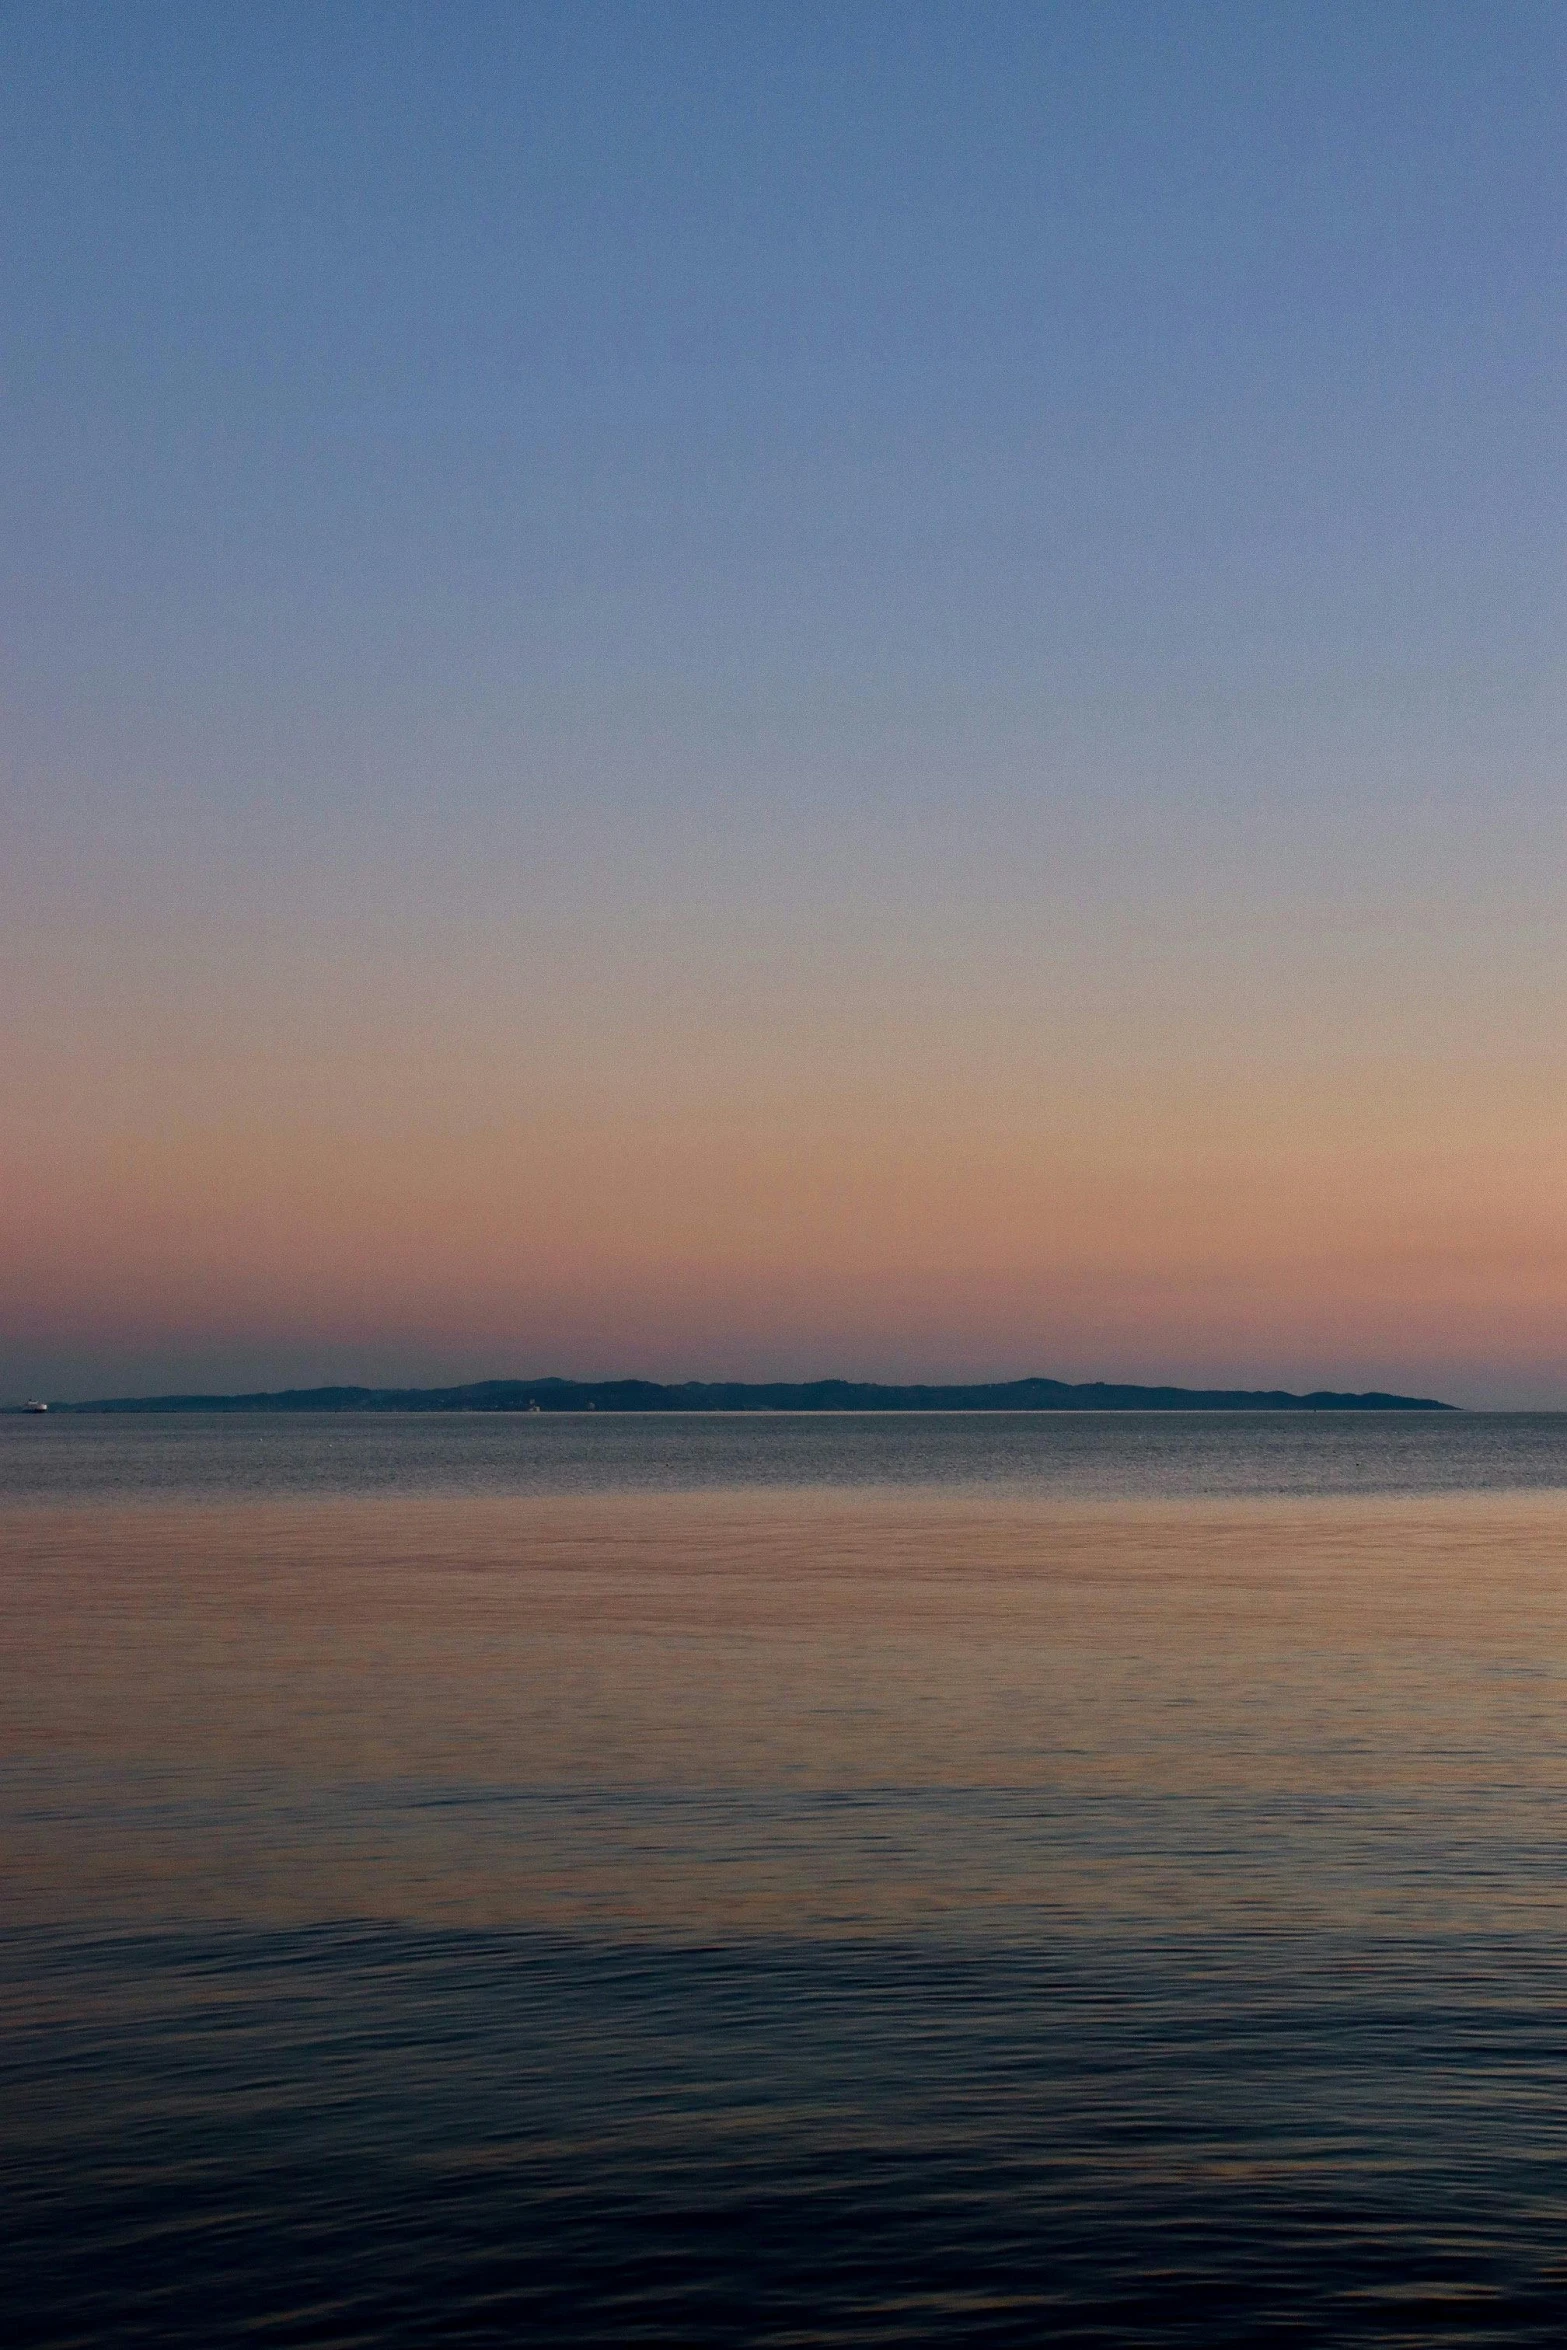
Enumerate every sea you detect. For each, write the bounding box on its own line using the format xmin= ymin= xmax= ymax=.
xmin=6 ymin=1408 xmax=1567 ymax=2346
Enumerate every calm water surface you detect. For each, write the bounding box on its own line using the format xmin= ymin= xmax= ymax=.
xmin=5 ymin=1412 xmax=1567 ymax=2343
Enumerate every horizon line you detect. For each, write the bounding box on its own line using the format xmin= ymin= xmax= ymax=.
xmin=12 ymin=1371 xmax=1458 ymax=1415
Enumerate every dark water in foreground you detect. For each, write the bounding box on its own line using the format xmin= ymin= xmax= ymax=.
xmin=6 ymin=1413 xmax=1567 ymax=2345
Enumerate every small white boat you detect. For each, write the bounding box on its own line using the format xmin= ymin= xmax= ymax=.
xmin=23 ymin=1400 xmax=48 ymax=1414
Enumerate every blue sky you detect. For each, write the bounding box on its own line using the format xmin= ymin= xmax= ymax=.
xmin=4 ymin=2 xmax=1563 ymax=1401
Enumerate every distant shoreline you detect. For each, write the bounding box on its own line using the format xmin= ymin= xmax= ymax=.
xmin=14 ymin=1376 xmax=1456 ymax=1414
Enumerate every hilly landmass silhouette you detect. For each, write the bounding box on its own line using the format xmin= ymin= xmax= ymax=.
xmin=42 ymin=1375 xmax=1453 ymax=1413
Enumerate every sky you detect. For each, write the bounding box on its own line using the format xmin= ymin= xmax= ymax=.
xmin=2 ymin=0 xmax=1563 ymax=1406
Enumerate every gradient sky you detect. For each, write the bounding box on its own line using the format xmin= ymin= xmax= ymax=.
xmin=3 ymin=0 xmax=1563 ymax=1405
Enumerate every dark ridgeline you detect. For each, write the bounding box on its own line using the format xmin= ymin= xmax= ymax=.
xmin=48 ymin=1374 xmax=1454 ymax=1412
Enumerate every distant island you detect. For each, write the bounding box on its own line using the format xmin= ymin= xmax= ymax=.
xmin=29 ymin=1376 xmax=1454 ymax=1413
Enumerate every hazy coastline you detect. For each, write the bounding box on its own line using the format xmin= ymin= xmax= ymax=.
xmin=24 ymin=1374 xmax=1455 ymax=1415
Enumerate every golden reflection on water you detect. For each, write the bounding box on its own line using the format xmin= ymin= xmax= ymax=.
xmin=4 ymin=1488 xmax=1567 ymax=1937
